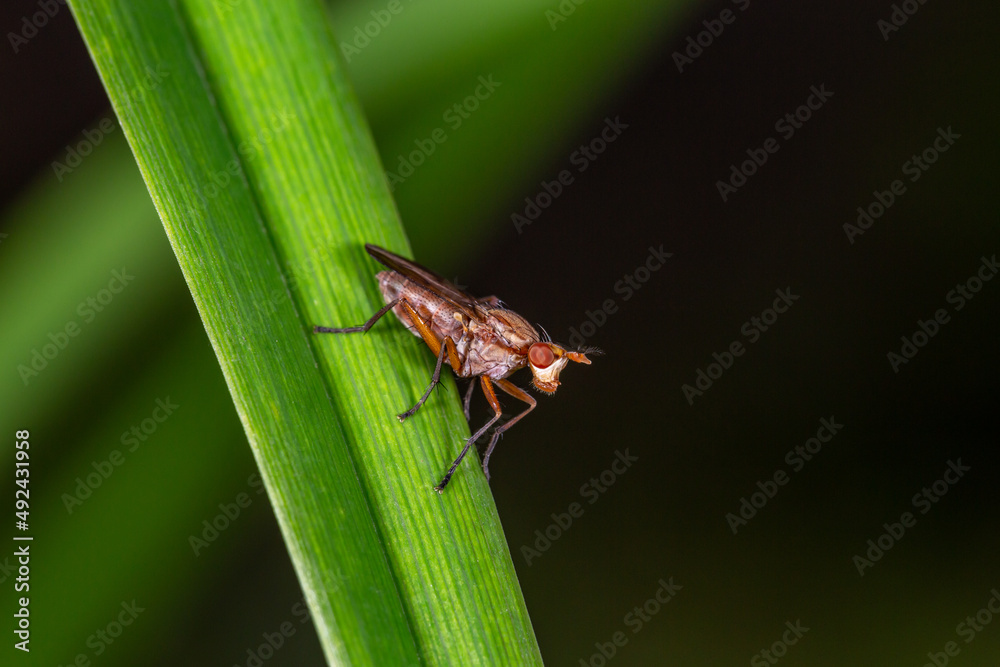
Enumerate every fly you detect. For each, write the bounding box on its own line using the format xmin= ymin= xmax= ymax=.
xmin=314 ymin=243 xmax=597 ymax=492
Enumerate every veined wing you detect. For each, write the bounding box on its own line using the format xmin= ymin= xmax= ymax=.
xmin=366 ymin=244 xmax=487 ymax=319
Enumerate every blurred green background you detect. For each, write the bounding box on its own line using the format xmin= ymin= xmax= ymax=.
xmin=2 ymin=0 xmax=999 ymax=665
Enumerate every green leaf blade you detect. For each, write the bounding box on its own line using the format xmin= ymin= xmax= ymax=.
xmin=179 ymin=2 xmax=540 ymax=663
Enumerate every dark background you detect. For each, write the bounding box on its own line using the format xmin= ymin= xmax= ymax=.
xmin=2 ymin=0 xmax=998 ymax=665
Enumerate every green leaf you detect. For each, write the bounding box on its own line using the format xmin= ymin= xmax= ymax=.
xmin=67 ymin=0 xmax=540 ymax=664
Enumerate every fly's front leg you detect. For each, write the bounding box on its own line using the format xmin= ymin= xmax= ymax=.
xmin=314 ymin=299 xmax=400 ymax=334
xmin=395 ymin=300 xmax=462 ymax=422
xmin=435 ymin=376 xmax=503 ymax=492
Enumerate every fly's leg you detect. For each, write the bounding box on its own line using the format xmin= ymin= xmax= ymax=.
xmin=314 ymin=299 xmax=400 ymax=334
xmin=435 ymin=376 xmax=503 ymax=493
xmin=480 ymin=378 xmax=536 ymax=481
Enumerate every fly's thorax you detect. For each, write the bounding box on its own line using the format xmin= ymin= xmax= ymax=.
xmin=484 ymin=309 xmax=540 ymax=350
xmin=460 ymin=322 xmax=527 ymax=379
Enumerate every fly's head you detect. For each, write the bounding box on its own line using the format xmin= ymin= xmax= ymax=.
xmin=526 ymin=342 xmax=595 ymax=393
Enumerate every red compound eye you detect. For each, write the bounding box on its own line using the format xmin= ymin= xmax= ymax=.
xmin=528 ymin=343 xmax=555 ymax=369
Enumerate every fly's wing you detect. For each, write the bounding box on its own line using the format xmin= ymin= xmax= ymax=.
xmin=365 ymin=244 xmax=486 ymax=319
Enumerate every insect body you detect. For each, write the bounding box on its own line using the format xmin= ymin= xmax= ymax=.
xmin=314 ymin=244 xmax=595 ymax=491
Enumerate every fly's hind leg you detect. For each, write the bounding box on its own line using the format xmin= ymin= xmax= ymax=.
xmin=314 ymin=299 xmax=400 ymax=334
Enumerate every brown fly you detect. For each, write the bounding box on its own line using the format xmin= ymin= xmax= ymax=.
xmin=314 ymin=243 xmax=596 ymax=492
